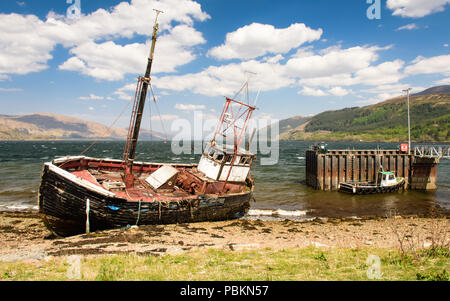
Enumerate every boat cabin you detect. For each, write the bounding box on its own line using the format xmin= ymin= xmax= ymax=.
xmin=378 ymin=171 xmax=397 ymax=187
xmin=198 ymin=142 xmax=255 ymax=183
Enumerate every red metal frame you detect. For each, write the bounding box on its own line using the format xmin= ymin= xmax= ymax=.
xmin=211 ymin=97 xmax=256 ymax=190
xmin=212 ymin=97 xmax=256 ymax=148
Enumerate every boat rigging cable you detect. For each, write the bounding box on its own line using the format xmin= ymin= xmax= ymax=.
xmin=54 ymin=95 xmax=134 ymax=170
xmin=134 ymin=82 xmax=169 ymax=162
xmin=78 ymin=9 xmax=168 ymax=161
xmin=77 ymin=97 xmax=134 ymax=157
xmin=149 ymin=83 xmax=169 ymax=142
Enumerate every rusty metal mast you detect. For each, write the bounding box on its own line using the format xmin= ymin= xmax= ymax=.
xmin=123 ymin=9 xmax=163 ymax=187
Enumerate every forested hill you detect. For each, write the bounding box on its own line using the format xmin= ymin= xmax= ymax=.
xmin=280 ymin=86 xmax=450 ymax=142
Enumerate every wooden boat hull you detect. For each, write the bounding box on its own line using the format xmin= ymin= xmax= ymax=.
xmin=338 ymin=178 xmax=405 ymax=195
xmin=38 ymin=162 xmax=252 ymax=237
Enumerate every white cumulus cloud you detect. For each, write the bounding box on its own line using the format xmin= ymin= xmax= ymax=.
xmin=0 ymin=14 xmax=55 ymax=76
xmin=387 ymin=0 xmax=450 ymax=18
xmin=298 ymin=87 xmax=328 ymax=97
xmin=78 ymin=94 xmax=106 ymax=100
xmin=396 ymin=23 xmax=419 ymax=30
xmin=58 ymin=23 xmax=207 ymax=81
xmin=433 ymin=77 xmax=450 ymax=85
xmin=208 ymin=23 xmax=322 ymax=60
xmin=328 ymin=87 xmax=352 ymax=97
xmin=404 ymin=54 xmax=450 ymax=75
xmin=0 ymin=0 xmax=209 ymax=80
xmin=285 ymin=46 xmax=384 ymax=79
xmin=154 ymin=59 xmax=294 ymax=97
xmin=354 ymin=60 xmax=405 ymax=86
xmin=155 ymin=43 xmax=407 ymax=98
xmin=175 ymin=104 xmax=206 ymax=111
xmin=299 ymin=86 xmax=352 ymax=97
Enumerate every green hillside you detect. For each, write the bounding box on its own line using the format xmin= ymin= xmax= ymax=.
xmin=282 ymin=92 xmax=450 ymax=142
xmin=261 ymin=115 xmax=311 ymax=139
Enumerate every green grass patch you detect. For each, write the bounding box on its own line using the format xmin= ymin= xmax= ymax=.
xmin=0 ymin=247 xmax=448 ymax=281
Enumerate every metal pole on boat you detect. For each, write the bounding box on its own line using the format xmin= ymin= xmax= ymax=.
xmin=402 ymin=88 xmax=412 ymax=155
xmin=129 ymin=9 xmax=162 ymax=160
xmin=124 ymin=9 xmax=163 ymax=187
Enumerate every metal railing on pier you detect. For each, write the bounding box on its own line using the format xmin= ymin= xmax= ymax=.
xmin=414 ymin=145 xmax=450 ymax=159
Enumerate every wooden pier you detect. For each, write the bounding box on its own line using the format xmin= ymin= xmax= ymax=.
xmin=305 ymin=147 xmax=439 ymax=191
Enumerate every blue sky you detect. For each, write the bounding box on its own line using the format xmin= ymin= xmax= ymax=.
xmin=0 ymin=0 xmax=449 ymax=134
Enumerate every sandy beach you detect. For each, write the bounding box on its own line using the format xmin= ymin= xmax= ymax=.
xmin=0 ymin=211 xmax=448 ymax=263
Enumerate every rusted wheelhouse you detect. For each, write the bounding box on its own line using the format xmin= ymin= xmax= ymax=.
xmin=38 ymin=11 xmax=258 ymax=236
xmin=198 ymin=95 xmax=257 ymax=187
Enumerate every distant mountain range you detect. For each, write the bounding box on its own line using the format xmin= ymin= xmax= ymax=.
xmin=264 ymin=85 xmax=450 ymax=142
xmin=0 ymin=113 xmax=167 ymax=141
xmin=2 ymin=85 xmax=449 ymax=142
xmin=413 ymin=85 xmax=450 ymax=96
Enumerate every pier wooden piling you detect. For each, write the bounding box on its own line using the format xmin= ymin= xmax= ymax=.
xmin=305 ymin=148 xmax=438 ymax=191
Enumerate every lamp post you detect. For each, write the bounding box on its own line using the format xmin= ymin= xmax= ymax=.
xmin=403 ymin=88 xmax=412 ymax=155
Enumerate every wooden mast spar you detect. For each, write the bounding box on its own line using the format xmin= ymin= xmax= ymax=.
xmin=123 ymin=9 xmax=163 ymax=187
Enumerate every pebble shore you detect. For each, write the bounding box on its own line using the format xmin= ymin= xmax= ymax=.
xmin=0 ymin=211 xmax=448 ymax=263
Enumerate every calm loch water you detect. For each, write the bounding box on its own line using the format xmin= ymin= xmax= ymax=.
xmin=0 ymin=140 xmax=449 ymax=219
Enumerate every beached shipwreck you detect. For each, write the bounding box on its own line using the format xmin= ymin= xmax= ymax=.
xmin=38 ymin=11 xmax=257 ymax=236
